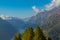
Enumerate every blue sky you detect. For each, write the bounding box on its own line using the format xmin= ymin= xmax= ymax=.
xmin=0 ymin=0 xmax=51 ymax=18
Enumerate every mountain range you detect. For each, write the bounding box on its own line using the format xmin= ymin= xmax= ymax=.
xmin=0 ymin=6 xmax=60 ymax=40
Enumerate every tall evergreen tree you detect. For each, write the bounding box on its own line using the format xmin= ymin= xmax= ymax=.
xmin=27 ymin=27 xmax=34 ymax=40
xmin=14 ymin=32 xmax=21 ymax=40
xmin=22 ymin=26 xmax=34 ymax=40
xmin=33 ymin=26 xmax=46 ymax=40
xmin=22 ymin=28 xmax=28 ymax=40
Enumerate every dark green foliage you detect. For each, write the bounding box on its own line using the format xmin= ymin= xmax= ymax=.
xmin=14 ymin=26 xmax=51 ymax=40
xmin=14 ymin=33 xmax=21 ymax=40
xmin=33 ymin=26 xmax=46 ymax=40
xmin=26 ymin=27 xmax=34 ymax=40
xmin=21 ymin=28 xmax=28 ymax=40
xmin=22 ymin=26 xmax=34 ymax=40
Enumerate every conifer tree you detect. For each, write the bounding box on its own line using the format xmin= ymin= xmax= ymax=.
xmin=27 ymin=27 xmax=34 ymax=40
xmin=22 ymin=26 xmax=34 ymax=40
xmin=33 ymin=26 xmax=46 ymax=40
xmin=14 ymin=32 xmax=21 ymax=40
xmin=22 ymin=28 xmax=28 ymax=40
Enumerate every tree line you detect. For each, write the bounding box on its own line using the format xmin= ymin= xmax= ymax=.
xmin=14 ymin=26 xmax=51 ymax=40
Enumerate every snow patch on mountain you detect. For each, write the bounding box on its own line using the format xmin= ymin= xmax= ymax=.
xmin=0 ymin=15 xmax=12 ymax=20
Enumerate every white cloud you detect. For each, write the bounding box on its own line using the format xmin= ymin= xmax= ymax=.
xmin=55 ymin=0 xmax=60 ymax=6
xmin=45 ymin=0 xmax=60 ymax=11
xmin=32 ymin=6 xmax=40 ymax=13
xmin=32 ymin=0 xmax=60 ymax=13
xmin=32 ymin=6 xmax=44 ymax=13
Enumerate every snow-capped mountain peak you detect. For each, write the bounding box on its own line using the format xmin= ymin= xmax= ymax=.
xmin=0 ymin=15 xmax=12 ymax=20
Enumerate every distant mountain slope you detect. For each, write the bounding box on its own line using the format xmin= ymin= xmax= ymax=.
xmin=23 ymin=17 xmax=30 ymax=22
xmin=6 ymin=17 xmax=26 ymax=30
xmin=0 ymin=15 xmax=26 ymax=30
xmin=0 ymin=18 xmax=17 ymax=40
xmin=48 ymin=23 xmax=60 ymax=40
xmin=27 ymin=7 xmax=58 ymax=28
xmin=41 ymin=7 xmax=60 ymax=30
xmin=41 ymin=7 xmax=60 ymax=40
